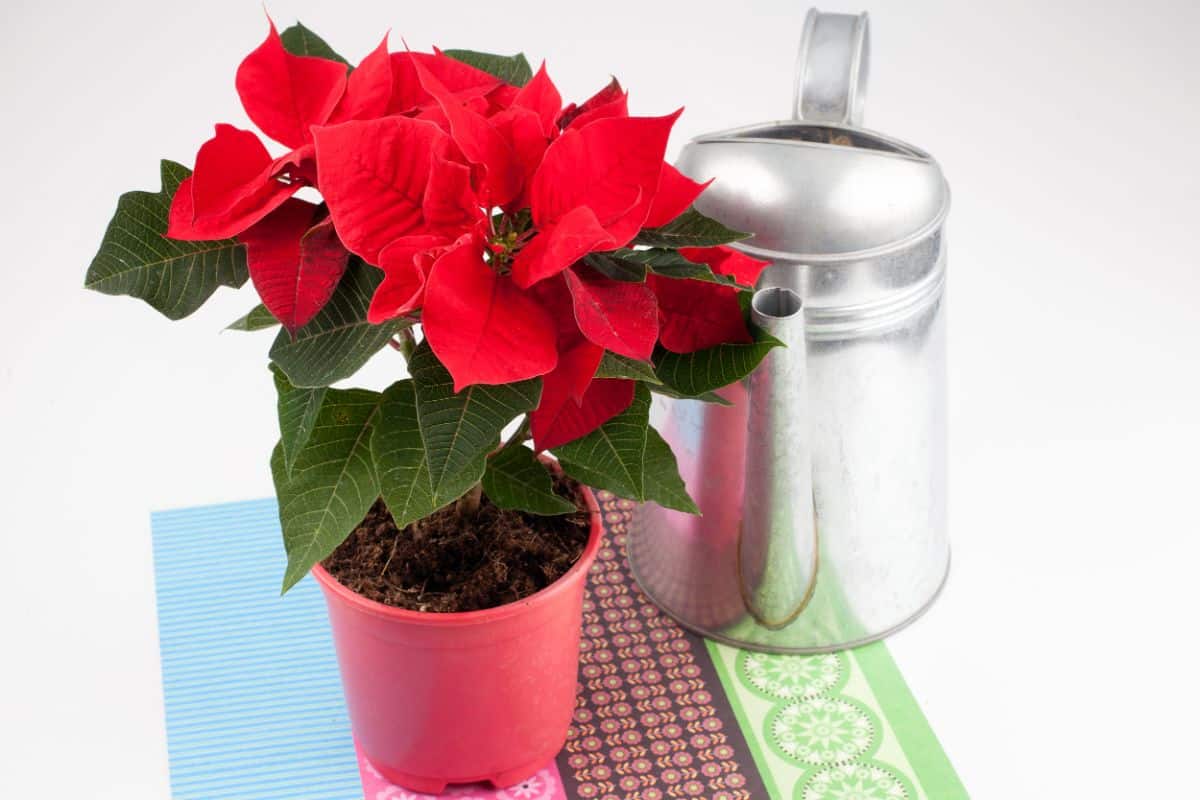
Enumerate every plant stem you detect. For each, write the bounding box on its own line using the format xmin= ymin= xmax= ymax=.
xmin=390 ymin=327 xmax=417 ymax=362
xmin=455 ymin=482 xmax=483 ymax=518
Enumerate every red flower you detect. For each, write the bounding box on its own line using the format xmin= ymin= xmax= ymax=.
xmin=307 ymin=59 xmax=683 ymax=390
xmin=415 ymin=103 xmax=681 ymax=384
xmin=162 ymin=23 xmax=757 ymax=449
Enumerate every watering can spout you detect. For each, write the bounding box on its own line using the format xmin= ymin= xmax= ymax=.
xmin=738 ymin=287 xmax=819 ymax=629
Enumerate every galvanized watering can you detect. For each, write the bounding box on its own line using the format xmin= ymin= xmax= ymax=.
xmin=630 ymin=9 xmax=951 ymax=653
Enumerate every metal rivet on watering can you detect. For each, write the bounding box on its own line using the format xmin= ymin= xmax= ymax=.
xmin=629 ymin=8 xmax=951 ymax=653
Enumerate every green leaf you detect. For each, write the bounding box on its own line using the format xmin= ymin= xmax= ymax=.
xmin=635 ymin=207 xmax=751 ymax=249
xmin=83 ymin=160 xmax=248 ymax=320
xmin=582 ymin=252 xmax=647 ymax=282
xmin=408 ymin=344 xmax=542 ymax=506
xmin=272 ymin=387 xmax=384 ymax=593
xmin=594 ymin=351 xmax=662 ymax=384
xmin=585 ymin=247 xmax=745 ymax=286
xmin=653 ymin=327 xmax=783 ymax=397
xmin=483 ymin=444 xmax=576 ymax=515
xmin=269 ymin=258 xmax=401 ymax=387
xmin=442 ymin=49 xmax=533 ymax=86
xmin=371 ymin=381 xmax=439 ymax=528
xmin=227 ymin=304 xmax=280 ymax=332
xmin=641 ymin=426 xmax=700 ymax=514
xmin=279 ymin=22 xmax=349 ymax=65
xmin=555 ymin=384 xmax=697 ymax=512
xmin=272 ymin=365 xmax=327 ymax=477
xmin=642 ymin=250 xmax=744 ymax=286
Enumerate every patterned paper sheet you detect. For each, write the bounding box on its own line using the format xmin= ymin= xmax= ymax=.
xmin=152 ymin=494 xmax=965 ymax=800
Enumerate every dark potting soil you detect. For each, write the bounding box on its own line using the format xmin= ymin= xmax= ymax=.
xmin=321 ymin=476 xmax=592 ymax=612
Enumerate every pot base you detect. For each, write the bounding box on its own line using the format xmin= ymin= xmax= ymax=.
xmin=373 ymin=755 xmax=549 ymax=794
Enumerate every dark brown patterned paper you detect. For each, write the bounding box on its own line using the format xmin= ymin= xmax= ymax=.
xmin=558 ymin=492 xmax=769 ymax=800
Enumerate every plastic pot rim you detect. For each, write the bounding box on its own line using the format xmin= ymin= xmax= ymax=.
xmin=310 ymin=478 xmax=604 ymax=627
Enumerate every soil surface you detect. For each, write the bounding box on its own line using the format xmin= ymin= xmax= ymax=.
xmin=322 ymin=476 xmax=592 ymax=612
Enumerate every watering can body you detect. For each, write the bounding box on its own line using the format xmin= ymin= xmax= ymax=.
xmin=629 ymin=11 xmax=950 ymax=652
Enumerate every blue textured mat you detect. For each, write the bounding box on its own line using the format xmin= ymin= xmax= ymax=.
xmin=152 ymin=498 xmax=360 ymax=800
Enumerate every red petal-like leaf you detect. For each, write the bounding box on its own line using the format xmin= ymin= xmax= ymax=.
xmin=330 ymin=35 xmax=392 ymax=122
xmin=563 ymin=341 xmax=605 ymax=403
xmin=532 ymin=347 xmax=635 ymax=450
xmin=311 ymin=117 xmax=448 ymax=263
xmin=166 ymin=124 xmax=298 ymax=241
xmin=531 ymin=340 xmax=602 ymax=448
xmin=643 ymin=164 xmax=711 ymax=228
xmin=238 ymin=199 xmax=350 ymax=333
xmin=531 ymin=111 xmax=680 ymax=245
xmin=166 ymin=176 xmax=202 ymax=239
xmin=191 ymin=124 xmax=273 ymax=216
xmin=490 ymin=107 xmax=550 ymax=208
xmin=236 ymin=21 xmax=347 ymax=148
xmin=510 ymin=205 xmax=616 ymax=289
xmin=650 ymin=275 xmax=752 ymax=353
xmin=423 ymin=235 xmax=558 ymax=390
xmin=513 ymin=62 xmax=562 ymax=137
xmin=679 ymin=245 xmax=771 ymax=287
xmin=564 ymin=266 xmax=659 ymax=360
xmin=411 ymin=54 xmax=523 ymax=206
xmin=271 ymin=143 xmax=318 ymax=186
xmin=559 ymin=78 xmax=628 ymax=130
xmin=413 ymin=94 xmax=491 ymax=136
xmin=527 ymin=272 xmax=583 ymax=345
xmin=366 ymin=234 xmax=445 ymax=323
xmin=486 ymin=83 xmax=520 ymax=115
xmin=422 ymin=154 xmax=479 ymax=236
xmin=388 ymin=51 xmax=501 ymax=115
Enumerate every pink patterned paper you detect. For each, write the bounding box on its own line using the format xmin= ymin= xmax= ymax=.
xmin=356 ymin=741 xmax=566 ymax=800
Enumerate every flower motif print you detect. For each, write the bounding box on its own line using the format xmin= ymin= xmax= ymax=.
xmin=799 ymin=762 xmax=912 ymax=800
xmin=497 ymin=768 xmax=560 ymax=799
xmin=740 ymin=651 xmax=845 ymax=700
xmin=770 ymin=697 xmax=875 ymax=766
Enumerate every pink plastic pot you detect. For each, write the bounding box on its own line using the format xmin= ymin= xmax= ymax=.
xmin=311 ymin=483 xmax=602 ymax=794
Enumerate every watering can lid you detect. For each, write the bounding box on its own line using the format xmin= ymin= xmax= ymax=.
xmin=676 ymin=10 xmax=950 ymax=263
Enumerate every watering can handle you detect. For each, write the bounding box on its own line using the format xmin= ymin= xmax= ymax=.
xmin=792 ymin=8 xmax=870 ymax=126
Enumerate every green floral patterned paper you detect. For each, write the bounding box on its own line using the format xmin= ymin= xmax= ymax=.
xmin=707 ymin=641 xmax=967 ymax=799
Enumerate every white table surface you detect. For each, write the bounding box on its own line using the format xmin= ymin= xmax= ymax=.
xmin=2 ymin=1 xmax=1197 ymax=797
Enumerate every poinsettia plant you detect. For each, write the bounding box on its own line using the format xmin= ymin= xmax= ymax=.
xmin=85 ymin=20 xmax=779 ymax=592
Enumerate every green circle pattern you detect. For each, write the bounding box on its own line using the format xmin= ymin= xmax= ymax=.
xmin=798 ymin=762 xmax=916 ymax=800
xmin=735 ymin=651 xmax=917 ymax=799
xmin=740 ymin=651 xmax=847 ymax=700
xmin=769 ymin=696 xmax=878 ymax=766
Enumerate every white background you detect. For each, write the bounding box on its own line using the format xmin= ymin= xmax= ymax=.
xmin=2 ymin=0 xmax=1198 ymax=797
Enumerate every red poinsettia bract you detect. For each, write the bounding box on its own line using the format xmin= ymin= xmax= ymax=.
xmin=164 ymin=21 xmax=768 ymax=449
